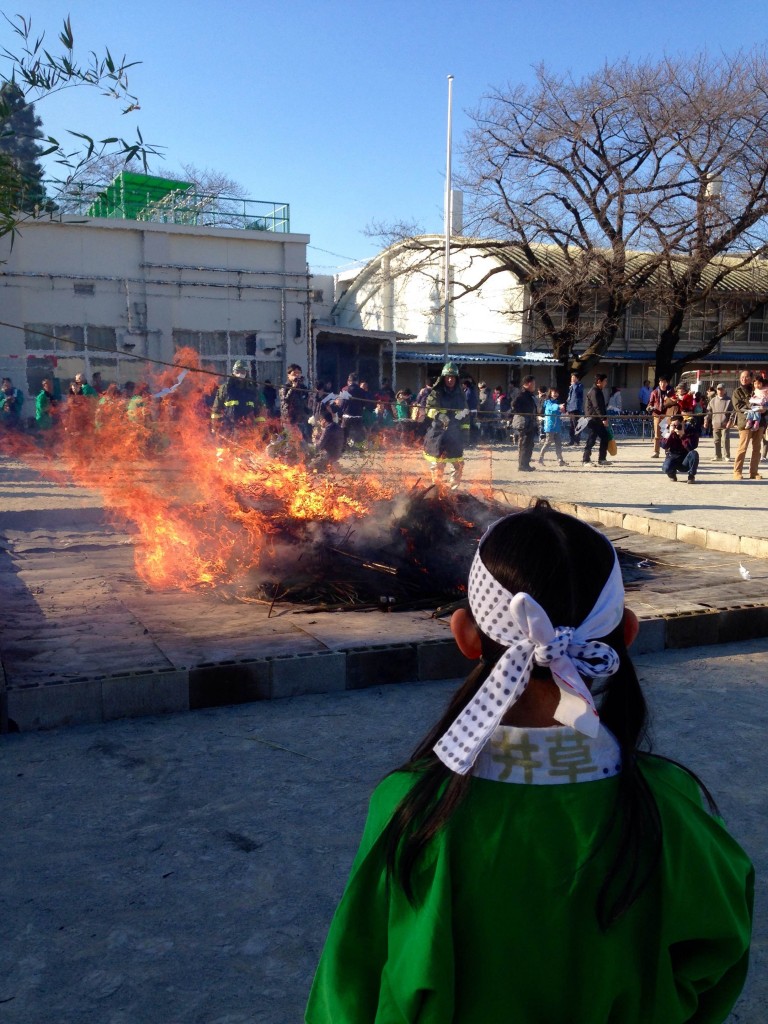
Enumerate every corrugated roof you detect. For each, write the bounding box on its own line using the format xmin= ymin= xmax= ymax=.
xmin=468 ymin=240 xmax=768 ymax=295
xmin=314 ymin=325 xmax=416 ymax=341
xmin=344 ymin=235 xmax=768 ymax=297
xmin=395 ymin=350 xmax=558 ymax=365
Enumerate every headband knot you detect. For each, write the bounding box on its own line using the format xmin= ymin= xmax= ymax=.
xmin=434 ymin=520 xmax=626 ymax=775
xmin=532 ymin=626 xmax=574 ymax=666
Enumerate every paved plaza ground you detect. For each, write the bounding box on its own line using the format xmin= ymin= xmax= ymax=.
xmin=0 ymin=645 xmax=765 ymax=1023
xmin=0 ymin=434 xmax=766 ymax=1022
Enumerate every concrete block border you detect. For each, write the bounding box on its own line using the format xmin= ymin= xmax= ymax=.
xmin=557 ymin=497 xmax=768 ymax=559
xmin=5 ymin=595 xmax=768 ymax=733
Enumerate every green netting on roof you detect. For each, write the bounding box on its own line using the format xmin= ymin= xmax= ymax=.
xmin=86 ymin=172 xmax=193 ymax=220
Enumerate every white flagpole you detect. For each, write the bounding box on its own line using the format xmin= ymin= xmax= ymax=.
xmin=443 ymin=74 xmax=454 ymax=360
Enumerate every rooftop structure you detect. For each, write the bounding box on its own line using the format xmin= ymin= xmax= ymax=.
xmin=55 ymin=171 xmax=290 ymax=233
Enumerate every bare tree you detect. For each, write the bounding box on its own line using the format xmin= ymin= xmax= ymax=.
xmin=460 ymin=51 xmax=768 ymax=389
xmin=0 ymin=13 xmax=158 ymax=236
xmin=161 ymin=163 xmax=252 ymax=228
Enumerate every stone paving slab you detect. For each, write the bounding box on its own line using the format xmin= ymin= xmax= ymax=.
xmin=0 ymin=640 xmax=765 ymax=1024
xmin=2 ymin=444 xmax=768 ymax=732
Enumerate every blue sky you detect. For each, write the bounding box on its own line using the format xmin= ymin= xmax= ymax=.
xmin=3 ymin=1 xmax=767 ymax=275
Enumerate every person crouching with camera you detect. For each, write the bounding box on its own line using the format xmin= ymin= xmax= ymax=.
xmin=660 ymin=414 xmax=699 ymax=483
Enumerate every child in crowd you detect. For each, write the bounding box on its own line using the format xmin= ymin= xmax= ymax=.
xmin=306 ymin=503 xmax=752 ymax=1024
xmin=536 ymin=385 xmax=549 ymax=439
xmin=746 ymin=374 xmax=768 ymax=430
xmin=538 ymin=386 xmax=567 ymax=467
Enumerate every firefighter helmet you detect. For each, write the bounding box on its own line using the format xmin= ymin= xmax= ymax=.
xmin=232 ymin=360 xmax=248 ymax=378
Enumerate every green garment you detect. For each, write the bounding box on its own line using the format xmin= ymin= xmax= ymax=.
xmin=126 ymin=395 xmax=147 ymax=421
xmin=306 ymin=757 xmax=752 ymax=1024
xmin=35 ymin=389 xmax=56 ymax=429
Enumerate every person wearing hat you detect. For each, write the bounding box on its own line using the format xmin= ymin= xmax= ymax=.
xmin=210 ymin=359 xmax=264 ymax=435
xmin=423 ymin=361 xmax=470 ymax=489
xmin=704 ymin=384 xmax=734 ymax=461
xmin=674 ymin=382 xmax=696 ymax=419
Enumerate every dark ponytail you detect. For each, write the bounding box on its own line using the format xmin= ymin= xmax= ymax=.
xmin=383 ymin=500 xmax=664 ymax=929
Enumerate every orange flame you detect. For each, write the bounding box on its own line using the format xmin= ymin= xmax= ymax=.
xmin=3 ymin=350 xmax=421 ymax=592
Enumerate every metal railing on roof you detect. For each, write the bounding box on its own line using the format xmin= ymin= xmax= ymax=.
xmin=40 ymin=174 xmax=290 ymax=233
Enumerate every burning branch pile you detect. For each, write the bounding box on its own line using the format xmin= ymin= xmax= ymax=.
xmin=3 ymin=350 xmax=507 ymax=610
xmin=231 ymin=486 xmax=504 ymax=611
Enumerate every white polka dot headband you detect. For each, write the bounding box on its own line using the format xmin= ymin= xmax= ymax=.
xmin=434 ymin=523 xmax=625 ymax=775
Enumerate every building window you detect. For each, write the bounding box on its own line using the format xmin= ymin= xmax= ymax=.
xmin=173 ymin=330 xmax=282 ymax=380
xmin=23 ymin=323 xmax=124 ymax=394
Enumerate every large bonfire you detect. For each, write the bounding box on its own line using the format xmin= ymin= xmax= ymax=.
xmin=3 ymin=351 xmax=505 ymax=609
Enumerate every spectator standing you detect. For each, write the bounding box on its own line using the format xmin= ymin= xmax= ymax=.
xmin=674 ymin=383 xmax=696 ymax=420
xmin=638 ymin=379 xmax=652 ymax=414
xmin=646 ymin=377 xmax=675 ymax=458
xmin=660 ymin=415 xmax=699 ymax=483
xmin=732 ymin=369 xmax=766 ymax=480
xmin=606 ymin=386 xmax=623 ymax=414
xmin=414 ymin=379 xmax=433 ymax=413
xmin=94 ymin=382 xmax=122 ymax=432
xmin=35 ymin=378 xmax=58 ymax=430
xmin=126 ymin=382 xmax=151 ymax=423
xmin=69 ymin=372 xmax=97 ymax=398
xmin=393 ymin=389 xmax=414 ymax=439
xmin=279 ymin=364 xmax=310 ymax=440
xmin=534 ymin=386 xmax=547 ymax=440
xmin=511 ymin=376 xmax=538 ymax=471
xmin=477 ymin=381 xmax=494 ymax=440
xmin=376 ymin=379 xmax=396 ymax=405
xmin=702 ymin=387 xmax=716 ymax=436
xmin=538 ymin=387 xmax=567 ymax=467
xmin=359 ymin=382 xmax=377 ymax=433
xmin=335 ymin=373 xmax=368 ymax=448
xmin=0 ymin=377 xmax=24 ymax=429
xmin=463 ymin=377 xmax=479 ymax=445
xmin=705 ymin=384 xmax=733 ymax=461
xmin=493 ymin=386 xmax=511 ymax=443
xmin=565 ymin=373 xmax=584 ymax=445
xmin=412 ymin=379 xmax=433 ymax=437
xmin=262 ymin=379 xmax=278 ymax=418
xmin=310 ymin=380 xmax=334 ymax=419
xmin=746 ymin=374 xmax=768 ymax=430
xmin=65 ymin=372 xmax=97 ymax=433
xmin=582 ymin=374 xmax=612 ymax=467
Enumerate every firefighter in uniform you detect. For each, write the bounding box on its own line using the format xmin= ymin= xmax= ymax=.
xmin=210 ymin=360 xmax=265 ymax=434
xmin=423 ymin=361 xmax=470 ymax=489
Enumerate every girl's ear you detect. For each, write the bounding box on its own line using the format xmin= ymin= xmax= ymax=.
xmin=451 ymin=607 xmax=483 ymax=660
xmin=623 ymin=607 xmax=640 ymax=648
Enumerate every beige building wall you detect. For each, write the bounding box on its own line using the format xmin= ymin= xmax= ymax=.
xmin=0 ymin=217 xmax=310 ymax=396
xmin=334 ymin=242 xmax=525 ymax=350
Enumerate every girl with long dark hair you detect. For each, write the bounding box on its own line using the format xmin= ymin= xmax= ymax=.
xmin=307 ymin=502 xmax=752 ymax=1024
